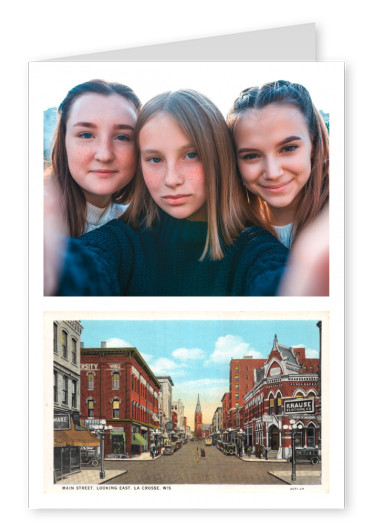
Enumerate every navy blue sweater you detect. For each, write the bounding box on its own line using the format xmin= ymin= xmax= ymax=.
xmin=58 ymin=212 xmax=289 ymax=296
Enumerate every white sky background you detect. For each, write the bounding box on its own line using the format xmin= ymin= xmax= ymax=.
xmin=35 ymin=61 xmax=337 ymax=116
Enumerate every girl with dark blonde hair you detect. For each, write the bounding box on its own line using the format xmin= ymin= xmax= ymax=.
xmin=51 ymin=89 xmax=288 ymax=296
xmin=49 ymin=79 xmax=141 ymax=237
xmin=227 ymin=80 xmax=329 ymax=249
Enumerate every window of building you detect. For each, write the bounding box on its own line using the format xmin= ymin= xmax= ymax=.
xmin=62 ymin=376 xmax=68 ymax=405
xmin=112 ymin=372 xmax=120 ymax=390
xmin=53 ymin=323 xmax=58 ymax=353
xmin=88 ymin=373 xmax=94 ymax=390
xmin=54 ymin=371 xmax=58 ymax=402
xmin=88 ymin=399 xmax=94 ymax=417
xmin=62 ymin=331 xmax=68 ymax=359
xmin=295 ymin=392 xmax=304 ymax=399
xmin=307 ymin=425 xmax=316 ymax=446
xmin=112 ymin=400 xmax=120 ymax=418
xmin=235 ymin=393 xmax=239 ymax=400
xmin=235 ymin=366 xmax=239 ymax=372
xmin=276 ymin=395 xmax=282 ymax=415
xmin=235 ymin=384 xmax=239 ymax=390
xmin=72 ymin=339 xmax=77 ymax=365
xmin=72 ymin=380 xmax=77 ymax=408
xmin=269 ymin=397 xmax=274 ymax=415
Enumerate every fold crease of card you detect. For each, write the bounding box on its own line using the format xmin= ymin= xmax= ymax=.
xmin=47 ymin=23 xmax=315 ymax=61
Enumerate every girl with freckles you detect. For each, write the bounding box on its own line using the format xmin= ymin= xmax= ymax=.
xmin=49 ymin=79 xmax=141 ymax=237
xmin=52 ymin=89 xmax=289 ymax=296
xmin=227 ymin=80 xmax=329 ymax=249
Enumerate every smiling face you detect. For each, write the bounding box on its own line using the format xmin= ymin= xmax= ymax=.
xmin=234 ymin=103 xmax=312 ymax=226
xmin=139 ymin=112 xmax=207 ymax=221
xmin=65 ymin=93 xmax=138 ymax=208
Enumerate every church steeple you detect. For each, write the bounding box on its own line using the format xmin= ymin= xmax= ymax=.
xmin=195 ymin=394 xmax=202 ymax=414
xmin=194 ymin=394 xmax=203 ymax=438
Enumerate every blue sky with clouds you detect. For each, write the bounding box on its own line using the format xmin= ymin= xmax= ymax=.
xmin=80 ymin=319 xmax=321 ymax=428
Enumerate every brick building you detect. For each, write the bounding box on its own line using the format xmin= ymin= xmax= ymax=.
xmin=80 ymin=343 xmax=160 ymax=458
xmin=243 ymin=335 xmax=320 ymax=459
xmin=221 ymin=356 xmax=265 ymax=434
xmin=221 ymin=392 xmax=231 ymax=432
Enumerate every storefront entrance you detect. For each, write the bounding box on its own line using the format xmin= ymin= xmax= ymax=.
xmin=269 ymin=426 xmax=279 ymax=450
xmin=111 ymin=434 xmax=125 ymax=454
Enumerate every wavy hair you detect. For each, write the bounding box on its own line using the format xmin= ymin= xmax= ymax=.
xmin=227 ymin=80 xmax=329 ymax=245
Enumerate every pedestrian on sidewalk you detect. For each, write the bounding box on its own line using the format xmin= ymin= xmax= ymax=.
xmin=196 ymin=447 xmax=199 ymax=463
xmin=264 ymin=448 xmax=268 ymax=460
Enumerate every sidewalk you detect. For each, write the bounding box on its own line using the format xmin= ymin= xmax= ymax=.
xmin=106 ymin=452 xmax=163 ymax=462
xmin=268 ymin=469 xmax=321 ymax=485
xmin=240 ymin=455 xmax=283 ymax=463
xmin=57 ymin=468 xmax=126 ymax=485
xmin=56 ymin=452 xmax=162 ymax=485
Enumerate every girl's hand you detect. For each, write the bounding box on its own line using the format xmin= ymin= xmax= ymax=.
xmin=279 ymin=206 xmax=329 ymax=296
xmin=44 ymin=172 xmax=67 ymax=295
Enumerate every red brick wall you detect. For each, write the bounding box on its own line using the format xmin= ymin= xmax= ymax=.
xmin=80 ymin=349 xmax=160 ymax=456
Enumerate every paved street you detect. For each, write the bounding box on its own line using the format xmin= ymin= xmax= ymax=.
xmin=102 ymin=442 xmax=320 ymax=485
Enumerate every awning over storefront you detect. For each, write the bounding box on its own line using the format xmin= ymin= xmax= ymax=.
xmin=132 ymin=433 xmax=148 ymax=445
xmin=54 ymin=423 xmax=100 ymax=448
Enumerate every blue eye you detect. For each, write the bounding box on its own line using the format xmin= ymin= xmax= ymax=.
xmin=282 ymin=145 xmax=298 ymax=152
xmin=150 ymin=157 xmax=162 ymax=164
xmin=186 ymin=152 xmax=198 ymax=159
xmin=117 ymin=134 xmax=130 ymax=142
xmin=79 ymin=132 xmax=93 ymax=139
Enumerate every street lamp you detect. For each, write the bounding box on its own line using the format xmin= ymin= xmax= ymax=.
xmin=238 ymin=428 xmax=245 ymax=456
xmin=283 ymin=420 xmax=303 ymax=482
xmin=91 ymin=420 xmax=113 ymax=479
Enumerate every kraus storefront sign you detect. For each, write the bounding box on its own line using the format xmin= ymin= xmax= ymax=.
xmin=284 ymin=398 xmax=314 ymax=414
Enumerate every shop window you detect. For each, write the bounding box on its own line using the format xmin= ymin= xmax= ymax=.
xmin=88 ymin=399 xmax=94 ymax=417
xmin=53 ymin=323 xmax=58 ymax=353
xmin=112 ymin=372 xmax=120 ymax=390
xmin=62 ymin=331 xmax=68 ymax=359
xmin=72 ymin=380 xmax=77 ymax=408
xmin=88 ymin=373 xmax=94 ymax=390
xmin=72 ymin=339 xmax=77 ymax=365
xmin=62 ymin=376 xmax=68 ymax=405
xmin=113 ymin=400 xmax=120 ymax=419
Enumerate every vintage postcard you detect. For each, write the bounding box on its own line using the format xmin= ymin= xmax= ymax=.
xmin=32 ymin=310 xmax=343 ymax=509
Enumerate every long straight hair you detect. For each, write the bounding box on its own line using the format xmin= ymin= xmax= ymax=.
xmin=227 ymin=80 xmax=329 ymax=245
xmin=50 ymin=79 xmax=141 ymax=237
xmin=123 ymin=89 xmax=254 ymax=260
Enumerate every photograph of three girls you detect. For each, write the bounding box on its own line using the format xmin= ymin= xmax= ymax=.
xmin=44 ymin=78 xmax=329 ymax=297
